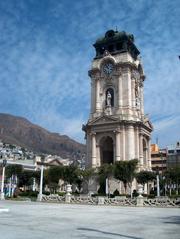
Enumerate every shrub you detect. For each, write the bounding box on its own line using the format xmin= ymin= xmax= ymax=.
xmin=57 ymin=192 xmax=66 ymax=196
xmin=132 ymin=189 xmax=139 ymax=197
xmin=19 ymin=190 xmax=38 ymax=197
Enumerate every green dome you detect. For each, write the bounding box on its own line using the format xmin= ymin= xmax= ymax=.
xmin=93 ymin=29 xmax=139 ymax=60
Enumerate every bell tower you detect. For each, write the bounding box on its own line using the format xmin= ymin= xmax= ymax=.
xmin=83 ymin=29 xmax=153 ymax=170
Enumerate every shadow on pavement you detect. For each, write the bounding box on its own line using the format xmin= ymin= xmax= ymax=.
xmin=77 ymin=227 xmax=143 ymax=239
xmin=163 ymin=216 xmax=180 ymax=225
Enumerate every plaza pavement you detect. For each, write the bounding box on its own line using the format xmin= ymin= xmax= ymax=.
xmin=0 ymin=200 xmax=179 ymax=239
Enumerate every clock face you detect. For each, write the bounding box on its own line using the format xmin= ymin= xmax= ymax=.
xmin=103 ymin=63 xmax=114 ymax=75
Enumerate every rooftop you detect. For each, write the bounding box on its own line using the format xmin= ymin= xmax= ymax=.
xmin=93 ymin=29 xmax=140 ymax=60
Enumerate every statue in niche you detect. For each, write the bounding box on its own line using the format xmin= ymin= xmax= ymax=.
xmin=106 ymin=91 xmax=112 ymax=107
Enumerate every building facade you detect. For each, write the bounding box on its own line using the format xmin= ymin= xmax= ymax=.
xmin=151 ymin=144 xmax=167 ymax=173
xmin=83 ymin=30 xmax=153 ymax=170
xmin=167 ymin=142 xmax=180 ymax=168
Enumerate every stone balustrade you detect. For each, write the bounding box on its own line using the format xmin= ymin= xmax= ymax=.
xmin=41 ymin=194 xmax=180 ymax=208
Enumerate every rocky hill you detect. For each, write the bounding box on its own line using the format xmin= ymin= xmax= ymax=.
xmin=0 ymin=113 xmax=86 ymax=159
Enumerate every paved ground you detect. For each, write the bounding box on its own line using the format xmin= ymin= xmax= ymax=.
xmin=0 ymin=201 xmax=180 ymax=239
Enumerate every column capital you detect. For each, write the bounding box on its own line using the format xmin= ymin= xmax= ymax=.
xmin=128 ymin=125 xmax=134 ymax=129
xmin=117 ymin=129 xmax=121 ymax=133
xmin=113 ymin=128 xmax=121 ymax=134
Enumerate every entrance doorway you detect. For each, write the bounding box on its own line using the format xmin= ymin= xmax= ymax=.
xmin=100 ymin=136 xmax=114 ymax=164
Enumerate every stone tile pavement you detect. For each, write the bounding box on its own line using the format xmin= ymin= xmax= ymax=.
xmin=0 ymin=200 xmax=179 ymax=239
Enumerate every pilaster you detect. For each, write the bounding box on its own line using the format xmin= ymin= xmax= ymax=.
xmin=127 ymin=125 xmax=135 ymax=160
xmin=91 ymin=132 xmax=97 ymax=168
xmin=95 ymin=79 xmax=101 ymax=112
xmin=122 ymin=125 xmax=126 ymax=160
xmin=139 ymin=133 xmax=143 ymax=167
xmin=115 ymin=129 xmax=121 ymax=161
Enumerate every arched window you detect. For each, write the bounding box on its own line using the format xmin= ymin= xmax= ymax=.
xmin=106 ymin=88 xmax=114 ymax=107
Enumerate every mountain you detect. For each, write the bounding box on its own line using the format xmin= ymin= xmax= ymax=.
xmin=0 ymin=113 xmax=86 ymax=159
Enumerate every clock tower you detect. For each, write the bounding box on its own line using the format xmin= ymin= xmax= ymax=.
xmin=83 ymin=30 xmax=153 ymax=171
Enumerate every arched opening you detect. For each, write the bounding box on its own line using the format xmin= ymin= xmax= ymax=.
xmin=105 ymin=88 xmax=114 ymax=107
xmin=143 ymin=138 xmax=147 ymax=166
xmin=100 ymin=136 xmax=114 ymax=164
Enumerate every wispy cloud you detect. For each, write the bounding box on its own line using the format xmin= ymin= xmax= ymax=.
xmin=0 ymin=0 xmax=179 ymax=146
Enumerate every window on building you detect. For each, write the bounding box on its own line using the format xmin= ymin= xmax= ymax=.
xmin=168 ymin=150 xmax=174 ymax=154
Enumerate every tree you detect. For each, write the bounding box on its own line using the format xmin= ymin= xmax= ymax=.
xmin=62 ymin=165 xmax=79 ymax=185
xmin=46 ymin=166 xmax=64 ymax=193
xmin=76 ymin=168 xmax=96 ymax=194
xmin=114 ymin=159 xmax=138 ymax=197
xmin=18 ymin=170 xmax=35 ymax=189
xmin=164 ymin=167 xmax=180 ymax=196
xmin=136 ymin=171 xmax=156 ymax=194
xmin=6 ymin=164 xmax=23 ymax=178
xmin=81 ymin=168 xmax=95 ymax=185
xmin=47 ymin=166 xmax=64 ymax=184
xmin=98 ymin=164 xmax=114 ymax=195
xmin=173 ymin=167 xmax=180 ymax=195
xmin=5 ymin=164 xmax=23 ymax=197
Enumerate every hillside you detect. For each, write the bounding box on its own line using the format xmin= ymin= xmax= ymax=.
xmin=0 ymin=113 xmax=86 ymax=159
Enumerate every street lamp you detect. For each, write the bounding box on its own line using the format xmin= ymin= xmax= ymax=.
xmin=37 ymin=155 xmax=45 ymax=202
xmin=1 ymin=159 xmax=7 ymax=200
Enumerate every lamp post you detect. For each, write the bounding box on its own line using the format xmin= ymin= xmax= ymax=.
xmin=156 ymin=167 xmax=160 ymax=197
xmin=1 ymin=159 xmax=7 ymax=200
xmin=37 ymin=156 xmax=45 ymax=202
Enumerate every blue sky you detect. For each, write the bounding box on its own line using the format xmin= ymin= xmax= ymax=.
xmin=0 ymin=0 xmax=179 ymax=147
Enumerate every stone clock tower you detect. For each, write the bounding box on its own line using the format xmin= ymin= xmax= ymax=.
xmin=83 ymin=30 xmax=153 ymax=171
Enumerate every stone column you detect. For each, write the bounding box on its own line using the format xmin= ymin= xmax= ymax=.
xmin=95 ymin=79 xmax=100 ymax=112
xmin=122 ymin=68 xmax=132 ymax=111
xmin=135 ymin=127 xmax=139 ymax=159
xmin=128 ymin=125 xmax=134 ymax=160
xmin=139 ymin=133 xmax=143 ymax=167
xmin=131 ymin=78 xmax=136 ymax=108
xmin=127 ymin=70 xmax=132 ymax=109
xmin=140 ymin=84 xmax=144 ymax=115
xmin=115 ymin=129 xmax=121 ymax=161
xmin=91 ymin=132 xmax=96 ymax=168
xmin=90 ymin=80 xmax=95 ymax=115
xmin=86 ymin=134 xmax=90 ymax=168
xmin=122 ymin=125 xmax=126 ymax=160
xmin=118 ymin=74 xmax=122 ymax=109
xmin=96 ymin=144 xmax=101 ymax=167
xmin=148 ymin=139 xmax=152 ymax=169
